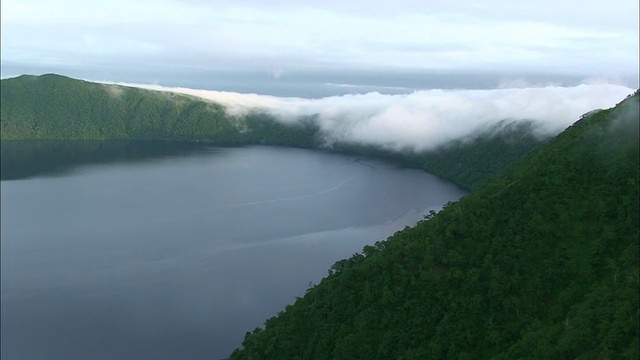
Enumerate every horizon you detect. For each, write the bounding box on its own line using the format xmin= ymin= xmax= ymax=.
xmin=1 ymin=0 xmax=638 ymax=92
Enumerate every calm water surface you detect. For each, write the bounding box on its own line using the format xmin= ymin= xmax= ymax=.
xmin=1 ymin=141 xmax=467 ymax=359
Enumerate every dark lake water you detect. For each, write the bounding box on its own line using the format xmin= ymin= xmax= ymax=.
xmin=1 ymin=141 xmax=467 ymax=359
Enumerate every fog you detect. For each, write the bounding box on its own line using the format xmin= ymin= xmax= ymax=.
xmin=110 ymin=81 xmax=634 ymax=152
xmin=608 ymin=90 xmax=639 ymax=140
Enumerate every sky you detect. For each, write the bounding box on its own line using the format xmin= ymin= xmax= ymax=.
xmin=1 ymin=0 xmax=637 ymax=151
xmin=1 ymin=0 xmax=638 ymax=86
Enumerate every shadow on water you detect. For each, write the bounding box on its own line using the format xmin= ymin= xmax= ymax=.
xmin=1 ymin=140 xmax=224 ymax=181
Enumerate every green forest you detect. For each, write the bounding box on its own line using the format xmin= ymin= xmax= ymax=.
xmin=1 ymin=74 xmax=638 ymax=359
xmin=227 ymin=91 xmax=639 ymax=359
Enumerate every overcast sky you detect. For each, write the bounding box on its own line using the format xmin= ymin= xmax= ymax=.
xmin=1 ymin=0 xmax=638 ymax=84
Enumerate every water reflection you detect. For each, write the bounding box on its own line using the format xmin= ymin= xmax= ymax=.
xmin=1 ymin=140 xmax=218 ymax=181
xmin=1 ymin=141 xmax=467 ymax=359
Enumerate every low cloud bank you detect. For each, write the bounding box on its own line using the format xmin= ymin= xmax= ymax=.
xmin=111 ymin=81 xmax=634 ymax=152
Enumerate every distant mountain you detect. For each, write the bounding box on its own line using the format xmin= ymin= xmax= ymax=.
xmin=228 ymin=91 xmax=639 ymax=359
xmin=0 ymin=74 xmax=547 ymax=189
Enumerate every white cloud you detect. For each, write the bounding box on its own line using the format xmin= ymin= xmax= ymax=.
xmin=107 ymin=81 xmax=635 ymax=152
xmin=1 ymin=0 xmax=638 ymax=77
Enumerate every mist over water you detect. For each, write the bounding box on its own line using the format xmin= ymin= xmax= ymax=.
xmin=1 ymin=142 xmax=467 ymax=360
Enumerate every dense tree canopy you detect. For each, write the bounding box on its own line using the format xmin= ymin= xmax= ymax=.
xmin=3 ymin=75 xmax=636 ymax=358
xmin=227 ymin=91 xmax=639 ymax=359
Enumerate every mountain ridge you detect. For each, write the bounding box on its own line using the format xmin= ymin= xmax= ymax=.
xmin=1 ymin=73 xmax=549 ymax=189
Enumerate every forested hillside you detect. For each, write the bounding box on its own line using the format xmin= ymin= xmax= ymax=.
xmin=0 ymin=74 xmax=545 ymax=189
xmin=228 ymin=92 xmax=639 ymax=359
xmin=0 ymin=74 xmax=322 ymax=146
xmin=2 ymin=74 xmax=637 ymax=358
xmin=333 ymin=120 xmax=546 ymax=190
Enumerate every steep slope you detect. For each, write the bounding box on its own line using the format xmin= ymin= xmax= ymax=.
xmin=0 ymin=74 xmax=545 ymax=189
xmin=334 ymin=120 xmax=546 ymax=190
xmin=418 ymin=120 xmax=547 ymax=189
xmin=228 ymin=92 xmax=639 ymax=359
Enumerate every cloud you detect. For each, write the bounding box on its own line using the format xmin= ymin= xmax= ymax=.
xmin=2 ymin=0 xmax=638 ymax=77
xmin=107 ymin=81 xmax=635 ymax=152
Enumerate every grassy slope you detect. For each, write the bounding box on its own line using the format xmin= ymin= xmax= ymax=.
xmin=0 ymin=74 xmax=546 ymax=189
xmin=228 ymin=92 xmax=639 ymax=359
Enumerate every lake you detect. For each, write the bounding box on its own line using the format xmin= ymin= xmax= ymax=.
xmin=1 ymin=141 xmax=467 ymax=359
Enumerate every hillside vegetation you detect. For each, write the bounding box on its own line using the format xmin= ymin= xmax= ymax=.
xmin=2 ymin=74 xmax=637 ymax=358
xmin=0 ymin=74 xmax=320 ymax=146
xmin=1 ymin=74 xmax=544 ymax=189
xmin=227 ymin=92 xmax=639 ymax=359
